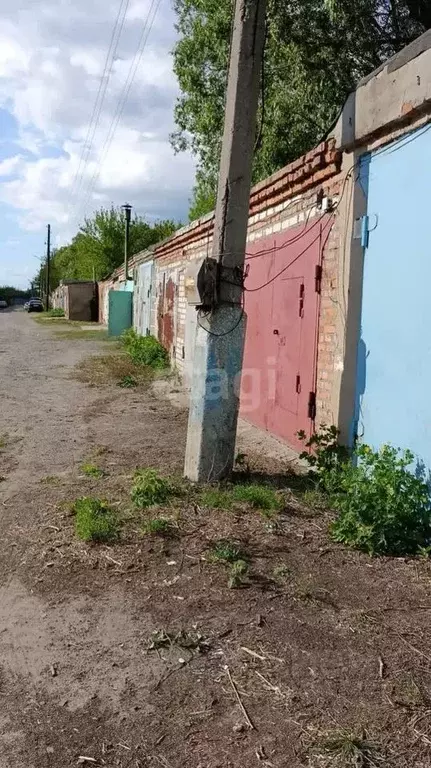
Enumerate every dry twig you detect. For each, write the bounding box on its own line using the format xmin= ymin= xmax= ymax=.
xmin=225 ymin=665 xmax=255 ymax=730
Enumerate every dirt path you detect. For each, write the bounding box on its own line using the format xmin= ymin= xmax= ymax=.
xmin=0 ymin=310 xmax=430 ymax=768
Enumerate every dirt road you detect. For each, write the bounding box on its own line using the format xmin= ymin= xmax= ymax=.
xmin=0 ymin=310 xmax=430 ymax=768
xmin=0 ymin=310 xmax=189 ymax=767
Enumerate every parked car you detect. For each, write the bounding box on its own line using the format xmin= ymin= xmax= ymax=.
xmin=27 ymin=298 xmax=44 ymax=313
xmin=0 ymin=300 xmax=7 ymax=310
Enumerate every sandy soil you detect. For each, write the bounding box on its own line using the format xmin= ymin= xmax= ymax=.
xmin=0 ymin=309 xmax=430 ymax=768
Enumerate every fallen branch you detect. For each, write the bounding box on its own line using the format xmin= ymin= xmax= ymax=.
xmin=225 ymin=665 xmax=255 ymax=730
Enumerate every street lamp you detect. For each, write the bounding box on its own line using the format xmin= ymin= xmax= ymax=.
xmin=121 ymin=203 xmax=132 ymax=281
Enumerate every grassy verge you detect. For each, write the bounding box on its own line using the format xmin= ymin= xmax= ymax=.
xmin=74 ymin=352 xmax=154 ymax=388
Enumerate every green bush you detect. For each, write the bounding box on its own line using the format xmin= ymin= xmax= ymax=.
xmin=74 ymin=497 xmax=119 ymax=542
xmin=329 ymin=445 xmax=431 ymax=556
xmin=131 ymin=469 xmax=172 ymax=508
xmin=300 ymin=426 xmax=431 ymax=556
xmin=121 ymin=329 xmax=169 ymax=369
xmin=46 ymin=308 xmax=65 ymax=317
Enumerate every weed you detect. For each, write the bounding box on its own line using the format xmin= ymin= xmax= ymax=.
xmin=121 ymin=329 xmax=169 ymax=369
xmin=117 ymin=374 xmax=138 ymax=388
xmin=74 ymin=352 xmax=153 ymax=388
xmin=148 ymin=629 xmax=210 ymax=653
xmin=418 ymin=544 xmax=431 ymax=559
xmin=208 ymin=539 xmax=244 ymax=564
xmin=0 ymin=433 xmax=9 ymax=450
xmin=39 ymin=475 xmax=61 ymax=485
xmin=141 ymin=517 xmax=174 ymax=536
xmin=232 ymin=484 xmax=283 ymax=513
xmin=200 ymin=488 xmax=234 ymax=510
xmin=45 ymin=308 xmax=65 ymax=317
xmin=298 ymin=425 xmax=350 ymax=488
xmin=80 ymin=463 xmax=105 ymax=479
xmin=302 ymin=488 xmax=328 ymax=510
xmin=131 ymin=469 xmax=173 ymax=508
xmin=228 ymin=559 xmax=249 ymax=589
xmin=74 ymin=497 xmax=119 ymax=543
xmin=312 ymin=729 xmax=381 ymax=767
xmin=201 ymin=483 xmax=282 ymax=514
xmin=273 ymin=564 xmax=292 ymax=582
xmin=55 ymin=329 xmax=110 ymax=341
xmin=330 ymin=444 xmax=431 ymax=556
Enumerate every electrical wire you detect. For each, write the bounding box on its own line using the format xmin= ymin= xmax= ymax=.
xmin=76 ymin=0 xmax=162 ymax=222
xmin=70 ymin=0 xmax=130 ymax=211
xmin=197 ymin=304 xmax=245 ymax=338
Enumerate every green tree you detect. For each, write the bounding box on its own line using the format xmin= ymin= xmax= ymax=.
xmin=32 ymin=207 xmax=179 ymax=289
xmin=172 ymin=0 xmax=429 ymax=218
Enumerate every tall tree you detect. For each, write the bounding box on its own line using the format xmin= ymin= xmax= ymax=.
xmin=32 ymin=207 xmax=179 ymax=289
xmin=172 ymin=0 xmax=429 ymax=219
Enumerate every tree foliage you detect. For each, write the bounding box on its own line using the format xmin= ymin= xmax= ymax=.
xmin=33 ymin=207 xmax=178 ymax=291
xmin=0 ymin=286 xmax=31 ymax=304
xmin=172 ymin=0 xmax=429 ymax=218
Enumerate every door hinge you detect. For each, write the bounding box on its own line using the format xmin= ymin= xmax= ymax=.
xmin=315 ymin=264 xmax=322 ymax=294
xmin=307 ymin=391 xmax=316 ymax=420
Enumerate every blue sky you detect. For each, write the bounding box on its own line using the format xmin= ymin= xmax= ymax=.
xmin=0 ymin=0 xmax=195 ymax=289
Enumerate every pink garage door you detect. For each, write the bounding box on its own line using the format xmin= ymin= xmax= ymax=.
xmin=241 ymin=217 xmax=330 ymax=451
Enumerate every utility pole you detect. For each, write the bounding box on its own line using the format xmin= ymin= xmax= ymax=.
xmin=184 ymin=0 xmax=266 ymax=482
xmin=122 ymin=203 xmax=132 ymax=281
xmin=46 ymin=224 xmax=51 ymax=311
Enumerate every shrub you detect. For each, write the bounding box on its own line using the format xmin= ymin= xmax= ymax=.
xmin=46 ymin=308 xmax=65 ymax=317
xmin=329 ymin=444 xmax=431 ymax=556
xmin=131 ymin=469 xmax=172 ymax=508
xmin=121 ymin=329 xmax=169 ymax=369
xmin=74 ymin=497 xmax=119 ymax=542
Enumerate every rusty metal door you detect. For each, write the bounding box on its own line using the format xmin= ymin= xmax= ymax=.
xmin=157 ymin=267 xmax=178 ymax=358
xmin=241 ymin=219 xmax=327 ymax=450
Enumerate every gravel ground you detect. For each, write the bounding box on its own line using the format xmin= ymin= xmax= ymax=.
xmin=0 ymin=309 xmax=430 ymax=768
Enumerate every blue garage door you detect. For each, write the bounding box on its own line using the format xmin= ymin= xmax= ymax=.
xmin=356 ymin=124 xmax=431 ymax=474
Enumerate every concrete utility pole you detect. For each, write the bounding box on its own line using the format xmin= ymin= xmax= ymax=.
xmin=184 ymin=0 xmax=267 ymax=482
xmin=45 ymin=224 xmax=51 ymax=312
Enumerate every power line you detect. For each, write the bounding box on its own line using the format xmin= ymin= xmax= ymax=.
xmin=76 ymin=0 xmax=162 ymax=222
xmin=70 ymin=0 xmax=130 ymax=212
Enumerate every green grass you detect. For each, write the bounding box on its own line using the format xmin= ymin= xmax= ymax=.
xmin=117 ymin=374 xmax=138 ymax=388
xmin=54 ymin=329 xmax=110 ymax=341
xmin=312 ymin=730 xmax=380 ymax=767
xmin=141 ymin=517 xmax=175 ymax=536
xmin=201 ymin=483 xmax=283 ymax=514
xmin=131 ymin=469 xmax=173 ymax=509
xmin=74 ymin=352 xmax=154 ymax=388
xmin=74 ymin=497 xmax=119 ymax=543
xmin=0 ymin=433 xmax=8 ymax=450
xmin=80 ymin=463 xmax=105 ymax=479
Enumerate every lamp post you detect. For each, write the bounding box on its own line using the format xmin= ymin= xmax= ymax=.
xmin=121 ymin=203 xmax=132 ymax=281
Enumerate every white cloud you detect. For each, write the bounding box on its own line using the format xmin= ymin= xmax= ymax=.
xmin=0 ymin=0 xmax=194 ymax=245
